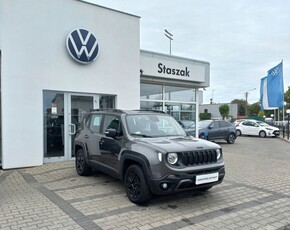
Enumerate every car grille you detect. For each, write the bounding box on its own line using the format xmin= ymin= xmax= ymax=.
xmin=179 ymin=150 xmax=217 ymax=166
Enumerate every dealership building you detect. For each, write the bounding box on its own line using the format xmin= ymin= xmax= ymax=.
xmin=0 ymin=0 xmax=210 ymax=169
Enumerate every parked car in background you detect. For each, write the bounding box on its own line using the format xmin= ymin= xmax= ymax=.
xmin=177 ymin=120 xmax=195 ymax=136
xmin=236 ymin=120 xmax=279 ymax=138
xmin=233 ymin=119 xmax=245 ymax=127
xmin=198 ymin=120 xmax=237 ymax=144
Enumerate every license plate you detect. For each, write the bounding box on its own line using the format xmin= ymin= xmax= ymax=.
xmin=195 ymin=172 xmax=219 ymax=185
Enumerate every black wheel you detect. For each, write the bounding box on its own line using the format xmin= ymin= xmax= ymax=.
xmin=75 ymin=148 xmax=92 ymax=176
xmin=124 ymin=165 xmax=151 ymax=204
xmin=226 ymin=133 xmax=236 ymax=144
xmin=236 ymin=130 xmax=242 ymax=136
xmin=259 ymin=131 xmax=266 ymax=138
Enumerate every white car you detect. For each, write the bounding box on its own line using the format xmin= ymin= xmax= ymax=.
xmin=236 ymin=120 xmax=280 ymax=138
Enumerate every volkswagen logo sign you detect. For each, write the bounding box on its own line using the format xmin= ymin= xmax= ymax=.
xmin=66 ymin=28 xmax=99 ymax=64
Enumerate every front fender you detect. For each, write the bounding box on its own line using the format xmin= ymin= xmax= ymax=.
xmin=119 ymin=151 xmax=152 ymax=181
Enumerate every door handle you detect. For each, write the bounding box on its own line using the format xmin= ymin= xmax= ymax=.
xmin=69 ymin=124 xmax=76 ymax=135
xmin=84 ymin=135 xmax=89 ymax=139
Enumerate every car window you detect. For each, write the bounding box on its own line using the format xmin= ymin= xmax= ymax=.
xmin=199 ymin=120 xmax=212 ymax=128
xmin=210 ymin=121 xmax=219 ymax=129
xmin=103 ymin=115 xmax=123 ymax=136
xmin=219 ymin=121 xmax=230 ymax=127
xmin=89 ymin=114 xmax=102 ymax=133
xmin=126 ymin=114 xmax=185 ymax=137
xmin=256 ymin=121 xmax=269 ymax=127
xmin=249 ymin=121 xmax=256 ymax=127
xmin=242 ymin=121 xmax=251 ymax=126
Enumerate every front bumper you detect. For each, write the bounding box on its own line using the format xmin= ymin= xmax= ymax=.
xmin=147 ymin=166 xmax=225 ymax=195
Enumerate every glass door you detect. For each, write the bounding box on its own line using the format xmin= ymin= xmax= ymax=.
xmin=43 ymin=91 xmax=65 ymax=159
xmin=44 ymin=92 xmax=98 ymax=162
xmin=68 ymin=94 xmax=98 ymax=158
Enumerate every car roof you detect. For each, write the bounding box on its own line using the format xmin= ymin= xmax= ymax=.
xmin=90 ymin=109 xmax=167 ymax=115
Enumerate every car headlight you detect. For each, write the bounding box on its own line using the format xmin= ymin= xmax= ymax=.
xmin=266 ymin=128 xmax=273 ymax=130
xmin=216 ymin=149 xmax=221 ymax=160
xmin=167 ymin=153 xmax=178 ymax=165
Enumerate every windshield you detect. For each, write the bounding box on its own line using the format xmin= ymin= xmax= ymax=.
xmin=126 ymin=114 xmax=186 ymax=137
xmin=198 ymin=120 xmax=212 ymax=129
xmin=256 ymin=121 xmax=270 ymax=127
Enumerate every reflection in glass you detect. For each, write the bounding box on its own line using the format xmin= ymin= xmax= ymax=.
xmin=165 ymin=86 xmax=195 ymax=102
xmin=100 ymin=95 xmax=115 ymax=109
xmin=166 ymin=103 xmax=196 ymax=123
xmin=140 ymin=83 xmax=162 ymax=100
xmin=140 ymin=101 xmax=163 ymax=111
xmin=43 ymin=91 xmax=65 ymax=158
xmin=71 ymin=96 xmax=94 ymax=157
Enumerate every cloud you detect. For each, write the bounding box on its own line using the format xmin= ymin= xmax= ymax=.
xmin=85 ymin=0 xmax=290 ymax=104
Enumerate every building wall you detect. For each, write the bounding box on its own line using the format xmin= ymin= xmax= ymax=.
xmin=199 ymin=103 xmax=238 ymax=120
xmin=0 ymin=0 xmax=140 ymax=169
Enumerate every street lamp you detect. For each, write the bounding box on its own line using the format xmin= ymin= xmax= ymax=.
xmin=210 ymin=89 xmax=216 ymax=104
xmin=164 ymin=29 xmax=173 ymax=55
xmin=245 ymin=88 xmax=256 ymax=117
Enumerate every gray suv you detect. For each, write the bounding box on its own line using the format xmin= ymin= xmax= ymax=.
xmin=74 ymin=109 xmax=225 ymax=204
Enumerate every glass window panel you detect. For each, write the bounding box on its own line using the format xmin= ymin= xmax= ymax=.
xmin=165 ymin=103 xmax=196 ymax=123
xmin=100 ymin=95 xmax=115 ymax=109
xmin=43 ymin=91 xmax=64 ymax=158
xmin=165 ymin=86 xmax=196 ymax=102
xmin=140 ymin=101 xmax=163 ymax=111
xmin=140 ymin=83 xmax=163 ymax=100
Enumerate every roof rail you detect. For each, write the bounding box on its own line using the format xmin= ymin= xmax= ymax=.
xmin=92 ymin=109 xmax=125 ymax=113
xmin=133 ymin=109 xmax=166 ymax=114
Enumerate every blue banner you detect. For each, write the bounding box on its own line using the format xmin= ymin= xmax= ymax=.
xmin=267 ymin=62 xmax=284 ymax=108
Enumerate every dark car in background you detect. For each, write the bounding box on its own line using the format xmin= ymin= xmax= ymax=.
xmin=198 ymin=120 xmax=237 ymax=144
xmin=176 ymin=120 xmax=195 ymax=136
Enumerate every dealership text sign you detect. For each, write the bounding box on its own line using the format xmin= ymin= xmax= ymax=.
xmin=140 ymin=51 xmax=207 ymax=83
xmin=158 ymin=63 xmax=190 ymax=77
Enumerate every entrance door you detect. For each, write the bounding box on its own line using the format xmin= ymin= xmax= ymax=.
xmin=43 ymin=92 xmax=98 ymax=162
xmin=68 ymin=94 xmax=97 ymax=158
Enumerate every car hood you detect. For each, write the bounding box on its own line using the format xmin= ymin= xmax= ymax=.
xmin=135 ymin=136 xmax=220 ymax=153
xmin=264 ymin=125 xmax=279 ymax=130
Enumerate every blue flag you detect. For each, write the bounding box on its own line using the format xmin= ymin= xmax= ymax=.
xmin=266 ymin=62 xmax=284 ymax=108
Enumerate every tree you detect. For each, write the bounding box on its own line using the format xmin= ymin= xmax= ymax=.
xmin=231 ymin=99 xmax=246 ymax=116
xmin=248 ymin=102 xmax=260 ymax=116
xmin=199 ymin=112 xmax=211 ymax=120
xmin=285 ymin=86 xmax=290 ymax=110
xmin=219 ymin=104 xmax=230 ymax=120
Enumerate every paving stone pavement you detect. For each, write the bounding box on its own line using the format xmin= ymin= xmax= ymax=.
xmin=1 ymin=136 xmax=290 ymax=230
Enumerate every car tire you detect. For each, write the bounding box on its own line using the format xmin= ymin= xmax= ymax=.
xmin=226 ymin=133 xmax=236 ymax=144
xmin=75 ymin=148 xmax=92 ymax=176
xmin=124 ymin=164 xmax=151 ymax=204
xmin=259 ymin=131 xmax=266 ymax=138
xmin=236 ymin=130 xmax=242 ymax=136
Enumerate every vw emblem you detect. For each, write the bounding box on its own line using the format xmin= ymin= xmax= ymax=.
xmin=66 ymin=28 xmax=99 ymax=64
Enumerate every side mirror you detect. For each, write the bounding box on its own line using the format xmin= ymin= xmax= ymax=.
xmin=105 ymin=128 xmax=117 ymax=138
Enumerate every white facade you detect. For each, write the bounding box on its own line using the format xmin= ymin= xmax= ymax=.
xmin=0 ymin=1 xmax=211 ymax=170
xmin=199 ymin=103 xmax=238 ymax=120
xmin=0 ymin=0 xmax=140 ymax=169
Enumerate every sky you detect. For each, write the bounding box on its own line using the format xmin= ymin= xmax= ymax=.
xmin=84 ymin=0 xmax=290 ymax=104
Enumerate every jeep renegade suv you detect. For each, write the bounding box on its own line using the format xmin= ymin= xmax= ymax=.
xmin=74 ymin=109 xmax=225 ymax=204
